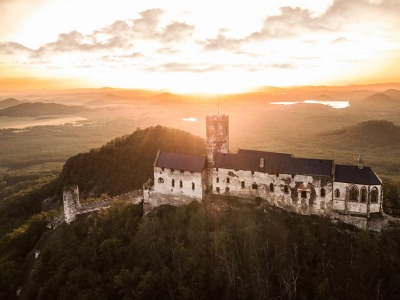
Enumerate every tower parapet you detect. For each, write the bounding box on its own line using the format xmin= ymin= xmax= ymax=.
xmin=63 ymin=185 xmax=80 ymax=224
xmin=206 ymin=114 xmax=229 ymax=165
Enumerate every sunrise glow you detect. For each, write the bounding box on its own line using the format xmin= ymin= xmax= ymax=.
xmin=1 ymin=0 xmax=399 ymax=93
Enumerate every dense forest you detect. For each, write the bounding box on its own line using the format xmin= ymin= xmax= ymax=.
xmin=2 ymin=198 xmax=400 ymax=299
xmin=1 ymin=126 xmax=400 ymax=299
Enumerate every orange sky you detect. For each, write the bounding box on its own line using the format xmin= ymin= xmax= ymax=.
xmin=1 ymin=0 xmax=399 ymax=94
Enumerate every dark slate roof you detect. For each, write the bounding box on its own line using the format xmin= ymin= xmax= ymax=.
xmin=335 ymin=164 xmax=382 ymax=185
xmin=215 ymin=150 xmax=333 ymax=176
xmin=154 ymin=151 xmax=206 ymax=173
xmin=291 ymin=157 xmax=333 ymax=176
xmin=238 ymin=149 xmax=293 ymax=160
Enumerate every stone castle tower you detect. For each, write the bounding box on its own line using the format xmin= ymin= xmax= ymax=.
xmin=206 ymin=114 xmax=229 ymax=165
xmin=63 ymin=185 xmax=81 ymax=224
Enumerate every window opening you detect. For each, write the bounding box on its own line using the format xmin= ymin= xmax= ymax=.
xmin=269 ymin=183 xmax=274 ymax=192
xmin=361 ymin=187 xmax=367 ymax=202
xmin=371 ymin=188 xmax=378 ymax=203
xmin=284 ymin=185 xmax=289 ymax=194
xmin=349 ymin=186 xmax=358 ymax=201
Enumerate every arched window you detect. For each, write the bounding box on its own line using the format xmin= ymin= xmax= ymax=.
xmin=158 ymin=177 xmax=164 ymax=183
xmin=321 ymin=188 xmax=326 ymax=197
xmin=192 ymin=182 xmax=195 ymax=190
xmin=252 ymin=183 xmax=258 ymax=190
xmin=179 ymin=180 xmax=183 ymax=188
xmin=335 ymin=189 xmax=340 ymax=198
xmin=225 ymin=187 xmax=230 ymax=194
xmin=371 ymin=188 xmax=379 ymax=203
xmin=269 ymin=183 xmax=274 ymax=192
xmin=172 ymin=179 xmax=175 ymax=187
xmin=349 ymin=186 xmax=358 ymax=202
xmin=284 ymin=185 xmax=289 ymax=194
xmin=216 ymin=187 xmax=220 ymax=193
xmin=360 ymin=187 xmax=367 ymax=202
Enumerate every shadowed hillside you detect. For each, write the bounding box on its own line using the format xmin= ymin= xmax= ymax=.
xmin=320 ymin=120 xmax=400 ymax=146
xmin=55 ymin=126 xmax=206 ymax=197
xmin=0 ymin=102 xmax=83 ymax=117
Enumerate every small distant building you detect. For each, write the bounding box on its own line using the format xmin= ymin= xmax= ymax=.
xmin=153 ymin=151 xmax=207 ymax=200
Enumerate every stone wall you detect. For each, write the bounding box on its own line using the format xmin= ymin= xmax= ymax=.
xmin=63 ymin=187 xmax=143 ymax=223
xmin=206 ymin=115 xmax=229 ymax=165
xmin=153 ymin=167 xmax=205 ymax=200
xmin=332 ymin=182 xmax=382 ymax=216
xmin=211 ymin=167 xmax=333 ymax=216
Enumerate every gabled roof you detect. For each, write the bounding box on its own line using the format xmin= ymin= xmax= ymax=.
xmin=154 ymin=151 xmax=206 ymax=173
xmin=215 ymin=149 xmax=333 ymax=176
xmin=335 ymin=164 xmax=382 ymax=185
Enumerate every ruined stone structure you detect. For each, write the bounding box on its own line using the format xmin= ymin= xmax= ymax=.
xmin=154 ymin=113 xmax=385 ymax=231
xmin=206 ymin=114 xmax=229 ymax=165
xmin=62 ymin=185 xmax=142 ymax=224
xmin=62 ymin=113 xmax=387 ymax=231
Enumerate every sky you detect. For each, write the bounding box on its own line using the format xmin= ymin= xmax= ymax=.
xmin=0 ymin=0 xmax=399 ymax=94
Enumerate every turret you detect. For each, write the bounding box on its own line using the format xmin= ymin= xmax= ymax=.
xmin=63 ymin=185 xmax=80 ymax=223
xmin=206 ymin=114 xmax=229 ymax=165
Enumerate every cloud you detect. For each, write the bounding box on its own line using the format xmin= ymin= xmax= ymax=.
xmin=160 ymin=22 xmax=195 ymax=42
xmin=203 ymin=31 xmax=243 ymax=51
xmin=131 ymin=9 xmax=164 ymax=39
xmin=145 ymin=62 xmax=222 ymax=73
xmin=0 ymin=42 xmax=34 ymax=55
xmin=246 ymin=0 xmax=400 ymax=41
xmin=25 ymin=9 xmax=195 ymax=57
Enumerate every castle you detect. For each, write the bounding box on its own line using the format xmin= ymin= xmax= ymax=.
xmin=153 ymin=114 xmax=384 ymax=230
xmin=63 ymin=113 xmax=385 ymax=231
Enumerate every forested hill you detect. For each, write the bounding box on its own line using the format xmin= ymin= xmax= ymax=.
xmin=55 ymin=126 xmax=206 ymax=197
xmin=0 ymin=102 xmax=83 ymax=117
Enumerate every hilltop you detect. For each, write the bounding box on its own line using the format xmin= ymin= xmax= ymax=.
xmin=0 ymin=98 xmax=22 ymax=109
xmin=0 ymin=102 xmax=83 ymax=117
xmin=55 ymin=126 xmax=206 ymax=197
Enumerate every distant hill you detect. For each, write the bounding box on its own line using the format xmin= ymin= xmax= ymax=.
xmin=359 ymin=93 xmax=399 ymax=107
xmin=383 ymin=89 xmax=400 ymax=100
xmin=320 ymin=120 xmax=400 ymax=146
xmin=55 ymin=126 xmax=206 ymax=197
xmin=314 ymin=94 xmax=335 ymax=101
xmin=0 ymin=98 xmax=23 ymax=109
xmin=0 ymin=102 xmax=83 ymax=117
xmin=87 ymin=93 xmax=133 ymax=106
